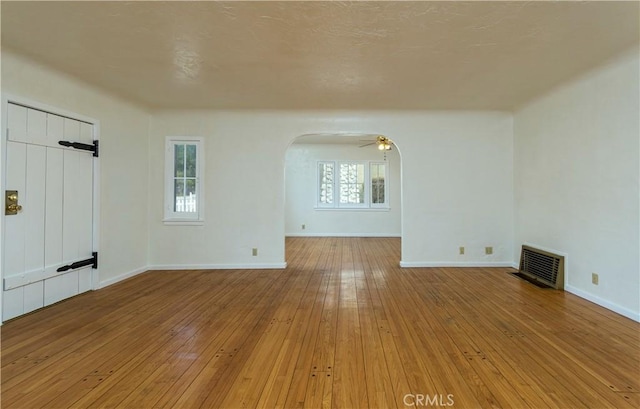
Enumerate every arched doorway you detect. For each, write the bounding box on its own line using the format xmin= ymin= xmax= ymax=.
xmin=283 ymin=133 xmax=403 ymax=263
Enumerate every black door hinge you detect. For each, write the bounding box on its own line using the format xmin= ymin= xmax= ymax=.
xmin=58 ymin=140 xmax=99 ymax=157
xmin=57 ymin=252 xmax=98 ymax=272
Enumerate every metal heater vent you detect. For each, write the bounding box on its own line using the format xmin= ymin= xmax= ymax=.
xmin=517 ymin=245 xmax=565 ymax=290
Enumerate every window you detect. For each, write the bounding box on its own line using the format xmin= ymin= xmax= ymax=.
xmin=164 ymin=137 xmax=204 ymax=224
xmin=370 ymin=162 xmax=386 ymax=207
xmin=318 ymin=162 xmax=335 ymax=206
xmin=339 ymin=162 xmax=365 ymax=205
xmin=317 ymin=161 xmax=389 ymax=209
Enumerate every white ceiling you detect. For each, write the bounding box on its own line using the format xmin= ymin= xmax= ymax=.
xmin=2 ymin=1 xmax=638 ymax=111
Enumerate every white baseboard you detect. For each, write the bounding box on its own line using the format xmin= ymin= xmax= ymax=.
xmin=98 ymin=262 xmax=287 ymax=289
xmin=286 ymin=233 xmax=401 ymax=238
xmin=399 ymin=261 xmax=515 ymax=268
xmin=98 ymin=266 xmax=148 ymax=289
xmin=565 ymin=285 xmax=640 ymax=322
xmin=148 ymin=262 xmax=287 ymax=270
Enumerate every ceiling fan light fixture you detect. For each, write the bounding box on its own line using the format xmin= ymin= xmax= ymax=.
xmin=360 ymin=135 xmax=393 ymax=151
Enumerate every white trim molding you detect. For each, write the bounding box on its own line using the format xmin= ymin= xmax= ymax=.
xmin=98 ymin=262 xmax=288 ymax=289
xmin=149 ymin=263 xmax=287 ymax=270
xmin=399 ymin=261 xmax=515 ymax=268
xmin=164 ymin=136 xmax=205 ymax=224
xmin=286 ymin=233 xmax=401 ymax=238
xmin=565 ymin=285 xmax=640 ymax=323
xmin=316 ymin=160 xmax=390 ymax=210
xmin=98 ymin=266 xmax=149 ymax=289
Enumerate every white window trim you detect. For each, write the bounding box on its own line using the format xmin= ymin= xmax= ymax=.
xmin=164 ymin=136 xmax=204 ymax=225
xmin=315 ymin=160 xmax=390 ymax=210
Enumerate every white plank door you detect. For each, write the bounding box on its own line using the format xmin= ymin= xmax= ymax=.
xmin=3 ymin=103 xmax=96 ymax=321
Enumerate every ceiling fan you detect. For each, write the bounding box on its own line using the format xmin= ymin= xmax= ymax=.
xmin=359 ymin=135 xmax=393 ymax=151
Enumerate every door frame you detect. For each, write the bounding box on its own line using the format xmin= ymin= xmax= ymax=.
xmin=0 ymin=93 xmax=101 ymax=324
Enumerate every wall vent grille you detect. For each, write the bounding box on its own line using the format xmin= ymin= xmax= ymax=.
xmin=517 ymin=245 xmax=564 ymax=290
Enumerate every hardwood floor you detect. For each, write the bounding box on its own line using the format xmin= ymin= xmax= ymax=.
xmin=2 ymin=237 xmax=639 ymax=408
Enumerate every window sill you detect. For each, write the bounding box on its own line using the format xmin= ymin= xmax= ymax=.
xmin=163 ymin=219 xmax=204 ymax=226
xmin=314 ymin=207 xmax=390 ymax=212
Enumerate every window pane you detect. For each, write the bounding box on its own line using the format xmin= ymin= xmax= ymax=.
xmin=319 ymin=162 xmax=334 ymax=204
xmin=174 ymin=179 xmax=197 ymax=213
xmin=371 ymin=163 xmax=386 ymax=204
xmin=339 ymin=163 xmax=364 ymax=204
xmin=174 ymin=179 xmax=185 ymax=211
xmin=185 ymin=178 xmax=197 ymax=213
xmin=186 ymin=144 xmax=197 ymax=177
xmin=174 ymin=144 xmax=185 ymax=177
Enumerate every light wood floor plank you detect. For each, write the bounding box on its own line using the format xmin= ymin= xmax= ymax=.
xmin=2 ymin=237 xmax=638 ymax=408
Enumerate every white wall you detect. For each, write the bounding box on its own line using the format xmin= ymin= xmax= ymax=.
xmin=1 ymin=50 xmax=151 ymax=287
xmin=148 ymin=112 xmax=288 ymax=268
xmin=398 ymin=113 xmax=514 ymax=266
xmin=285 ymin=143 xmax=401 ymax=237
xmin=2 ymin=47 xmax=636 ymax=321
xmin=148 ymin=110 xmax=513 ymax=267
xmin=514 ymin=49 xmax=640 ymax=321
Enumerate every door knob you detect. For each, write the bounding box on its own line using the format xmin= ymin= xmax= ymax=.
xmin=7 ymin=204 xmax=22 ymax=212
xmin=5 ymin=190 xmax=21 ymax=215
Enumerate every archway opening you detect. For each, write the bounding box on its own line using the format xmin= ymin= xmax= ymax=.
xmin=283 ymin=132 xmax=403 ymax=264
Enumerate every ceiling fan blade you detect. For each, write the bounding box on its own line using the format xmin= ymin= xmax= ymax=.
xmin=359 ymin=142 xmax=376 ymax=147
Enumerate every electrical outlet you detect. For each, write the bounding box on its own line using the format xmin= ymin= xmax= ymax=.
xmin=252 ymin=248 xmax=258 ymax=256
xmin=459 ymin=246 xmax=465 ymax=255
xmin=592 ymin=273 xmax=599 ymax=285
xmin=302 ymin=224 xmax=306 ymax=230
xmin=485 ymin=246 xmax=493 ymax=255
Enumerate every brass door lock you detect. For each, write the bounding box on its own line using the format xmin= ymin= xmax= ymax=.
xmin=5 ymin=190 xmax=22 ymax=215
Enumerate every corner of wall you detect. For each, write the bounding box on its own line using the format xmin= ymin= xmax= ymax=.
xmin=512 ymin=49 xmax=640 ymax=321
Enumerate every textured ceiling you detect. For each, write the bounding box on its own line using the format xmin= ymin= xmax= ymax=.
xmin=2 ymin=1 xmax=638 ymax=111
